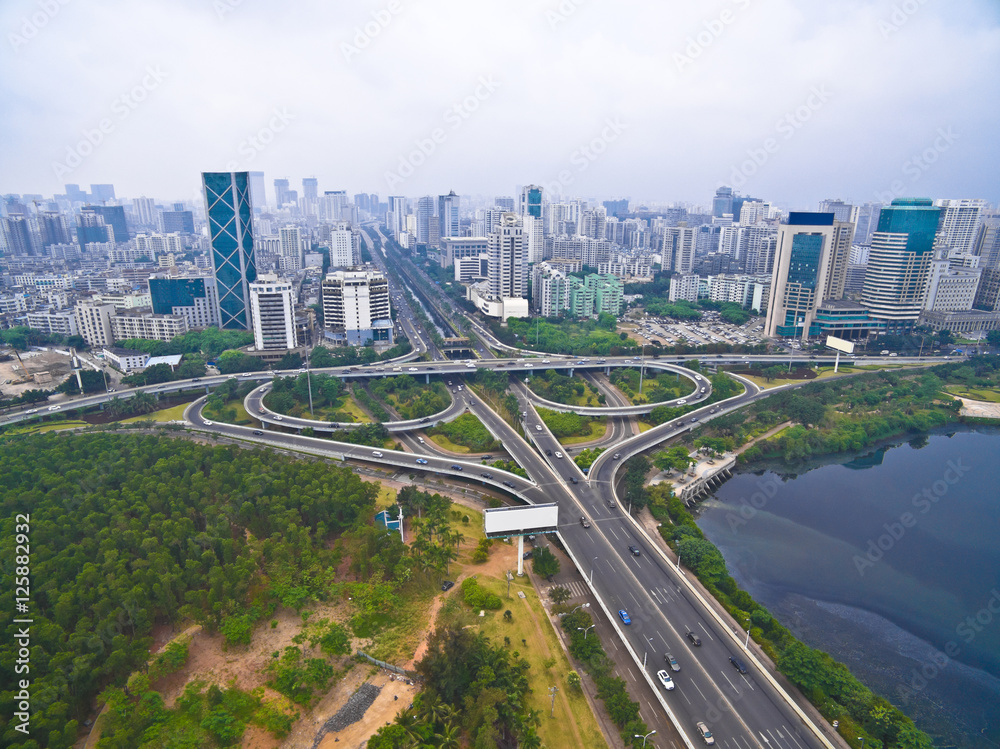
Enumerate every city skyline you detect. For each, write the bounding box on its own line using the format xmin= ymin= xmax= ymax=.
xmin=1 ymin=1 xmax=999 ymax=206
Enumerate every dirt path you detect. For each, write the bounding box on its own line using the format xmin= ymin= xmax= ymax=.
xmin=956 ymin=396 xmax=1000 ymax=418
xmin=734 ymin=420 xmax=793 ymax=454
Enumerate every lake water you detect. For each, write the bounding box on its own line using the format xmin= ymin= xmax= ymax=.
xmin=696 ymin=427 xmax=1000 ymax=748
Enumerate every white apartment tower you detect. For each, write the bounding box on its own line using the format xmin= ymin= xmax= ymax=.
xmin=934 ymin=199 xmax=987 ymax=254
xmin=321 ymin=269 xmax=394 ymax=346
xmin=488 ymin=213 xmax=526 ymax=300
xmin=249 ymin=274 xmax=297 ymax=351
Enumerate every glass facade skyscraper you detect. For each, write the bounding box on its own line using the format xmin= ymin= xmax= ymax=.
xmin=203 ymin=171 xmax=257 ymax=330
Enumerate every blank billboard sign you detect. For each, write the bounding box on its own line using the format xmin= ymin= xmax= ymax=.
xmin=484 ymin=504 xmax=559 ymax=539
xmin=826 ymin=335 xmax=855 ymax=354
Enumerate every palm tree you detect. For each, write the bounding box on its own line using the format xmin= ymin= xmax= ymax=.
xmin=519 ymin=731 xmax=543 ymax=749
xmin=450 ymin=530 xmax=465 ymax=549
xmin=435 ymin=720 xmax=461 ymax=749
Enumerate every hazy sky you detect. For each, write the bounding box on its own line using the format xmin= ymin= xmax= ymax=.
xmin=2 ymin=0 xmax=999 ymax=210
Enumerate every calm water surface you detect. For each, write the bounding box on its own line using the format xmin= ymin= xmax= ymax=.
xmin=696 ymin=428 xmax=1000 ymax=748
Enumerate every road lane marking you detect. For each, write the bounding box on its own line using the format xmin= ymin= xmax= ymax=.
xmin=698 ymin=621 xmax=715 ymax=640
xmin=720 ymin=671 xmax=740 ymax=692
xmin=783 ymin=727 xmax=805 ymax=749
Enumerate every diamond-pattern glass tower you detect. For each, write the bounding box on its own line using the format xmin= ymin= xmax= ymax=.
xmin=203 ymin=172 xmax=257 ymax=330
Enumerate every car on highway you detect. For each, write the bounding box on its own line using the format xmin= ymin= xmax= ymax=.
xmin=25 ymin=409 xmax=37 ymax=414
xmin=450 ymin=464 xmax=463 ymax=471
xmin=690 ymin=417 xmax=698 ymax=423
xmin=408 ymin=367 xmax=418 ymax=371
xmin=47 ymin=405 xmax=61 ymax=411
xmin=242 ymin=372 xmax=251 ymax=377
xmin=545 ymin=448 xmax=553 ymax=456
xmin=441 ymin=580 xmax=455 ymax=592
xmin=480 ymin=472 xmax=494 ymax=479
xmin=415 ymin=458 xmax=429 ymax=465
xmin=656 ymin=669 xmax=675 ymax=691
xmin=628 ymin=544 xmax=641 ymax=557
xmin=252 ymin=430 xmax=263 ymax=435
xmin=665 ymin=653 xmax=680 ymax=672
xmin=686 ymin=631 xmax=702 ymax=646
xmin=372 ymin=450 xmax=384 ymax=457
xmin=618 ymin=609 xmax=631 ymax=625
xmin=535 ymin=425 xmax=543 ymax=432
xmin=729 ymin=656 xmax=748 ymax=674
xmin=522 ymin=551 xmax=533 ymax=560
xmin=203 ymin=420 xmax=213 ymax=426
xmin=554 ymin=451 xmax=563 ymax=459
xmin=580 ymin=516 xmax=591 ymax=528
xmin=612 ymin=452 xmax=621 ymax=460
xmin=695 ymin=721 xmax=715 ymax=745
xmin=677 ymin=399 xmax=687 ymax=405
xmin=524 ymin=363 xmax=533 ymax=368
xmin=502 ymin=480 xmax=515 ymax=488
xmin=570 ymin=476 xmax=578 ymax=484
xmin=273 ymin=415 xmax=283 ymax=421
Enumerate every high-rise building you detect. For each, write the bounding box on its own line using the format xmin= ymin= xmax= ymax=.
xmin=279 ymin=226 xmax=302 ymax=269
xmin=38 ymin=212 xmax=71 ymax=247
xmin=738 ymin=200 xmax=771 ymax=226
xmin=519 ymin=185 xmax=543 ymax=219
xmin=75 ymin=302 xmax=116 ymax=347
xmin=319 ymin=191 xmax=348 ymax=222
xmin=64 ymin=184 xmax=88 ymax=203
xmin=860 ymin=198 xmax=943 ymax=333
xmin=160 ymin=209 xmax=195 ymax=234
xmin=523 ymin=216 xmax=545 ymax=265
xmin=439 ymin=191 xmax=460 ymax=239
xmin=132 ymin=197 xmax=158 ymax=228
xmin=488 ymin=213 xmax=525 ymax=300
xmin=76 ymin=211 xmax=115 ymax=250
xmin=818 ymin=199 xmax=855 ymax=224
xmin=0 ymin=216 xmax=39 ymax=256
xmin=203 ymin=171 xmax=257 ymax=330
xmin=712 ymin=186 xmax=734 ymax=218
xmin=416 ymin=196 xmax=435 ymax=245
xmin=853 ymin=203 xmax=882 ymax=245
xmin=388 ymin=196 xmax=407 ymax=240
xmin=662 ymin=226 xmax=697 ymax=273
xmin=495 ymin=196 xmax=515 ymax=212
xmin=603 ymin=198 xmax=629 ymax=218
xmin=89 ymin=184 xmax=116 ymax=203
xmin=934 ymin=199 xmax=987 ymax=254
xmin=327 ymin=224 xmax=356 ymax=268
xmin=248 ymin=171 xmax=266 ymax=211
xmin=83 ymin=205 xmax=128 ymax=243
xmin=250 ymin=274 xmax=297 ymax=350
xmin=274 ymin=178 xmax=291 ymax=207
xmin=149 ymin=276 xmax=220 ymax=328
xmin=765 ymin=212 xmax=851 ymax=339
xmin=302 ymin=177 xmax=319 ymax=202
xmin=321 ymin=268 xmax=394 ymax=346
xmin=975 ymin=214 xmax=1000 ymax=269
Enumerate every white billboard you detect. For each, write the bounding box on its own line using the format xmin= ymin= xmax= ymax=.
xmin=484 ymin=504 xmax=559 ymax=539
xmin=825 ymin=335 xmax=855 ymax=354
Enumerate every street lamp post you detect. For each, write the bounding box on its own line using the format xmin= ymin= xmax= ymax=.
xmin=577 ymin=624 xmax=596 ymax=639
xmin=590 ymin=556 xmax=598 ymax=585
xmin=635 ymin=730 xmax=656 ymax=747
xmin=305 ymin=348 xmax=314 ymax=417
xmin=744 ymin=617 xmax=751 ymax=651
xmin=638 ymin=344 xmax=646 ymax=394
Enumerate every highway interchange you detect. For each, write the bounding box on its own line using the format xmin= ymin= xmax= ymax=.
xmin=0 ymin=245 xmax=951 ymax=749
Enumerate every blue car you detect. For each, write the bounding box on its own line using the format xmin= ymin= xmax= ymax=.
xmin=618 ymin=609 xmax=631 ymax=625
xmin=415 ymin=458 xmax=429 ymax=465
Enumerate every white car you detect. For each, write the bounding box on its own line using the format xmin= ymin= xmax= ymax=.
xmin=554 ymin=451 xmax=563 ymax=459
xmin=47 ymin=405 xmax=61 ymax=411
xmin=273 ymin=415 xmax=283 ymax=421
xmin=656 ymin=669 xmax=675 ymax=691
xmin=203 ymin=420 xmax=213 ymax=426
xmin=408 ymin=367 xmax=418 ymax=372
xmin=372 ymin=450 xmax=384 ymax=457
xmin=25 ymin=409 xmax=37 ymax=414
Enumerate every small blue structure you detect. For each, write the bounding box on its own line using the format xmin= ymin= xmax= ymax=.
xmin=375 ymin=508 xmax=404 ymax=542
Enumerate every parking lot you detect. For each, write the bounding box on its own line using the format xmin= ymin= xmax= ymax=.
xmin=621 ymin=311 xmax=767 ymax=349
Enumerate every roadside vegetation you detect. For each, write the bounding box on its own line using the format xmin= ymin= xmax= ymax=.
xmin=527 ymin=368 xmax=603 ymax=406
xmin=370 ymin=375 xmax=450 ymax=420
xmin=536 ymin=407 xmax=604 ymax=441
xmin=263 ymin=372 xmax=366 ymax=423
xmin=490 ymin=314 xmax=640 ymax=357
xmin=426 ymin=412 xmax=500 ymax=453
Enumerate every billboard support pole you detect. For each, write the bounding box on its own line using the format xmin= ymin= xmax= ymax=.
xmin=834 ymin=350 xmax=841 ymax=373
xmin=517 ymin=535 xmax=525 ymax=576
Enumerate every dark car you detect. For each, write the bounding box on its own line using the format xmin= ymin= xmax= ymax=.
xmin=686 ymin=631 xmax=702 ymax=646
xmin=522 ymin=551 xmax=533 ymax=560
xmin=441 ymin=580 xmax=455 ymax=592
xmin=480 ymin=472 xmax=494 ymax=479
xmin=544 ymin=448 xmax=553 ymax=456
xmin=665 ymin=653 xmax=680 ymax=672
xmin=252 ymin=430 xmax=263 ymax=435
xmin=570 ymin=476 xmax=579 ymax=484
xmin=580 ymin=516 xmax=591 ymax=528
xmin=628 ymin=545 xmax=641 ymax=557
xmin=502 ymin=480 xmax=515 ymax=488
xmin=450 ymin=464 xmax=463 ymax=471
xmin=729 ymin=656 xmax=748 ymax=674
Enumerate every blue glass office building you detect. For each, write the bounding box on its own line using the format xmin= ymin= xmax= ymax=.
xmin=203 ymin=172 xmax=257 ymax=330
